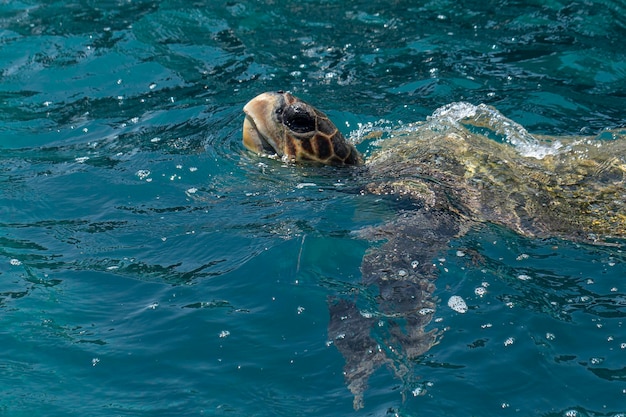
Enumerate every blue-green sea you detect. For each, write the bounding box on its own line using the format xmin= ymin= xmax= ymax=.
xmin=1 ymin=1 xmax=626 ymax=416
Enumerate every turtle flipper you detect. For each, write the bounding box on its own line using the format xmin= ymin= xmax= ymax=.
xmin=328 ymin=298 xmax=386 ymax=410
xmin=330 ymin=209 xmax=465 ymax=408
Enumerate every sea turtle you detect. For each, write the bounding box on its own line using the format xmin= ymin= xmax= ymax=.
xmin=242 ymin=91 xmax=626 ymax=408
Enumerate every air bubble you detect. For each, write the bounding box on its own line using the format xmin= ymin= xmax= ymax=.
xmin=448 ymin=295 xmax=467 ymax=313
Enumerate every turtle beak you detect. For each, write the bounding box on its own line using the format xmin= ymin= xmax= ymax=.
xmin=242 ymin=92 xmax=285 ymax=156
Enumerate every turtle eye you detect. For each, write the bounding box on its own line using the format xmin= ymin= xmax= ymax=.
xmin=282 ymin=105 xmax=316 ymax=133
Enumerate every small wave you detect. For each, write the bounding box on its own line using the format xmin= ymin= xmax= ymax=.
xmin=429 ymin=102 xmax=564 ymax=159
xmin=349 ymin=102 xmax=568 ymax=159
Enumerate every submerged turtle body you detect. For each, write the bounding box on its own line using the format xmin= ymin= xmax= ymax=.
xmin=242 ymin=92 xmax=626 ymax=409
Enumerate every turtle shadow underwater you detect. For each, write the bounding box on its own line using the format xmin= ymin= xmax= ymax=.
xmin=242 ymin=91 xmax=626 ymax=409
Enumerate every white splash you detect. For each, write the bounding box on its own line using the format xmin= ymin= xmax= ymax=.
xmin=448 ymin=295 xmax=468 ymax=313
xmin=430 ymin=102 xmax=564 ymax=159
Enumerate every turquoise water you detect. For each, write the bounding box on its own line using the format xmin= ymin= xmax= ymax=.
xmin=1 ymin=1 xmax=626 ymax=416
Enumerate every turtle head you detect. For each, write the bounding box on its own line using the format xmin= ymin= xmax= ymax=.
xmin=243 ymin=91 xmax=362 ymax=165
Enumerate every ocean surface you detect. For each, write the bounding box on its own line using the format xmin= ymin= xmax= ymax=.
xmin=1 ymin=1 xmax=626 ymax=416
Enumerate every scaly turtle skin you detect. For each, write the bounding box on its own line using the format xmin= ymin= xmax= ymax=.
xmin=243 ymin=91 xmax=361 ymax=165
xmin=242 ymin=91 xmax=626 ymax=409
